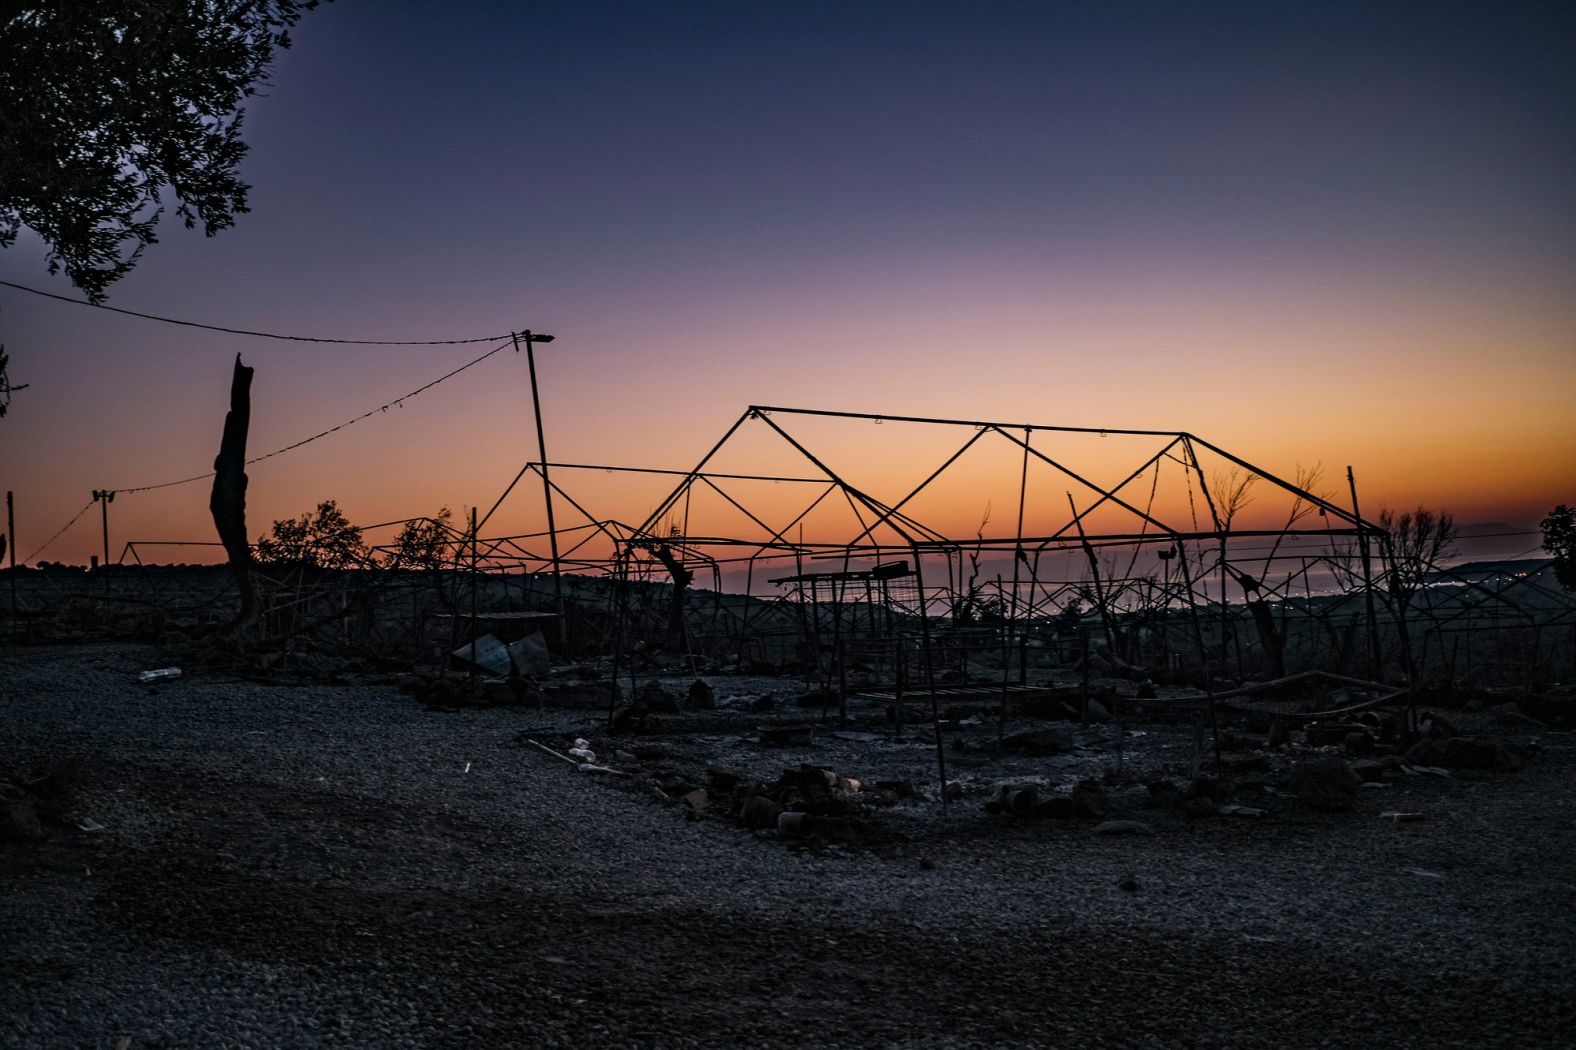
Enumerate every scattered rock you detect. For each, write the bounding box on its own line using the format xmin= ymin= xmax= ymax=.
xmin=1405 ymin=737 xmax=1521 ymax=772
xmin=686 ymin=679 xmax=716 ymax=710
xmin=776 ymin=811 xmax=812 ymax=838
xmin=1186 ymin=775 xmax=1226 ymax=803
xmin=1146 ymin=780 xmax=1185 ymax=810
xmin=1073 ymin=779 xmax=1109 ymax=820
xmin=1092 ymin=820 xmax=1155 ymax=836
xmin=2 ymin=799 xmax=45 ymax=841
xmin=1184 ymin=797 xmax=1218 ymax=819
xmin=1343 ymin=731 xmax=1376 ymax=757
xmin=1218 ymin=804 xmax=1265 ymax=818
xmin=1000 ymin=728 xmax=1076 ymax=755
xmin=1118 ymin=875 xmax=1140 ymax=891
xmin=637 ymin=681 xmax=680 ymax=714
xmin=1292 ymin=756 xmax=1362 ymax=812
xmin=742 ymin=795 xmax=783 ymax=830
xmin=1034 ymin=796 xmax=1077 ymax=819
xmin=759 ymin=724 xmax=815 ymax=747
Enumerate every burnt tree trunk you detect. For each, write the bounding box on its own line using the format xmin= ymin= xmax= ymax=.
xmin=210 ymin=354 xmax=259 ymax=638
xmin=647 ymin=542 xmax=693 ymax=652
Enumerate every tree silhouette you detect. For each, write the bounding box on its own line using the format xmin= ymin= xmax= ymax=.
xmin=0 ymin=1 xmax=330 ymax=302
xmin=1541 ymin=505 xmax=1576 ymax=590
xmin=255 ymin=500 xmax=368 ymax=570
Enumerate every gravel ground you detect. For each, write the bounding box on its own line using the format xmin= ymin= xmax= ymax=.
xmin=2 ymin=642 xmax=1574 ymax=1049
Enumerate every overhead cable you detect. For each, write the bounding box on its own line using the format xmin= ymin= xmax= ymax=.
xmin=0 ymin=278 xmax=514 ymax=345
xmin=114 ymin=337 xmax=516 ymax=494
xmin=22 ymin=499 xmax=95 ymax=562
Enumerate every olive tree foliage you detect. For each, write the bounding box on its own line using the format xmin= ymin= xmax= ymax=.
xmin=255 ymin=501 xmax=457 ymax=572
xmin=383 ymin=508 xmax=457 ymax=571
xmin=0 ymin=1 xmax=329 ymax=303
xmin=1542 ymin=505 xmax=1576 ymax=591
xmin=254 ymin=500 xmax=369 ymax=570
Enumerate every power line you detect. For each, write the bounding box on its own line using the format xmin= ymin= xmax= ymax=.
xmin=22 ymin=499 xmax=94 ymax=562
xmin=0 ymin=279 xmax=514 ymax=345
xmin=114 ymin=337 xmax=517 ymax=494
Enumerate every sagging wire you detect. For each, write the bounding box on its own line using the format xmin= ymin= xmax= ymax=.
xmin=113 ymin=337 xmax=516 ymax=495
xmin=0 ymin=279 xmax=514 ymax=346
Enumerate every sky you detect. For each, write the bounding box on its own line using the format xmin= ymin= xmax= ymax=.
xmin=2 ymin=0 xmax=1573 ymax=568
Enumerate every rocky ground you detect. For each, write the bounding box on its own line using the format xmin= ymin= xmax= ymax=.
xmin=2 ymin=642 xmax=1573 ymax=1049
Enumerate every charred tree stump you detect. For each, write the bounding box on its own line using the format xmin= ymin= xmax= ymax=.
xmin=647 ymin=541 xmax=693 ymax=652
xmin=210 ymin=354 xmax=259 ymax=639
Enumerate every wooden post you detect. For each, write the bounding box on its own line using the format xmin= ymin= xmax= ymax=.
xmin=209 ymin=355 xmax=258 ymax=637
xmin=5 ymin=490 xmax=15 ymax=615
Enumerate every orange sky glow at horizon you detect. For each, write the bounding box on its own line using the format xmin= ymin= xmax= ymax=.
xmin=2 ymin=4 xmax=1573 ymax=570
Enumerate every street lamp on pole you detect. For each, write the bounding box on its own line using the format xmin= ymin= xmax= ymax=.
xmin=510 ymin=330 xmax=564 ymax=638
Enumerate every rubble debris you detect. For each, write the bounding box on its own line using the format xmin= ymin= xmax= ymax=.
xmin=1405 ymin=737 xmax=1521 ymax=772
xmin=540 ymin=683 xmax=616 ymax=710
xmin=508 ymin=632 xmax=550 ymax=677
xmin=999 ymin=728 xmax=1075 ymax=755
xmin=1186 ymin=776 xmax=1226 ymax=803
xmin=1146 ymin=780 xmax=1185 ymax=811
xmin=636 ymin=680 xmax=680 ymax=714
xmin=453 ymin=634 xmax=513 ymax=677
xmin=681 ymin=788 xmax=709 ymax=812
xmin=1352 ymin=758 xmax=1399 ymax=783
xmin=610 ymin=704 xmax=662 ymax=735
xmin=1218 ymin=804 xmax=1265 ymax=818
xmin=1035 ymin=796 xmax=1077 ymax=819
xmin=1292 ymin=756 xmax=1362 ymax=812
xmin=1092 ymin=820 xmax=1155 ymax=836
xmin=985 ymin=786 xmax=1039 ymax=816
xmin=1343 ymin=731 xmax=1376 ymax=757
xmin=759 ymin=724 xmax=815 ymax=747
xmin=1486 ymin=702 xmax=1545 ymax=729
xmin=777 ymin=811 xmax=812 ymax=838
xmin=1072 ymin=779 xmax=1109 ymax=820
xmin=137 ymin=667 xmax=182 ymax=683
xmin=687 ymin=679 xmax=716 ymax=710
xmin=1 ymin=760 xmax=81 ymax=841
xmin=875 ymin=779 xmax=918 ymax=800
xmin=743 ymin=794 xmax=783 ymax=830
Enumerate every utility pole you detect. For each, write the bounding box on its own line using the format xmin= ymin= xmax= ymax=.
xmin=92 ymin=489 xmax=114 ymax=568
xmin=1347 ymin=466 xmax=1382 ymax=681
xmin=6 ymin=490 xmax=15 ymax=615
xmin=512 ymin=330 xmax=564 ymax=641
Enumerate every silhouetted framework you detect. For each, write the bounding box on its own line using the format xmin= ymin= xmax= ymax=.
xmin=461 ymin=406 xmax=1405 ymax=690
xmin=23 ymin=405 xmax=1572 ymax=703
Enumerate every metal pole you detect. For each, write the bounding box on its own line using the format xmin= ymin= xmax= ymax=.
xmin=516 ymin=330 xmax=565 ymax=641
xmin=6 ymin=490 xmax=15 ymax=615
xmin=912 ymin=549 xmax=949 ymax=816
xmin=469 ymin=505 xmax=479 ymax=702
xmin=1347 ymin=466 xmax=1383 ymax=680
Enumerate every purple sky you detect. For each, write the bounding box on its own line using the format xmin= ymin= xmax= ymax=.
xmin=3 ymin=1 xmax=1573 ymax=565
